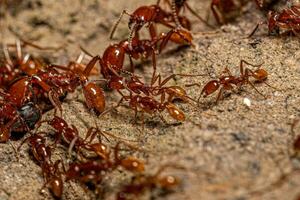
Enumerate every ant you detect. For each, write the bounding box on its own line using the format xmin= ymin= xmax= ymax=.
xmin=210 ymin=0 xmax=268 ymax=25
xmin=102 ymin=70 xmax=201 ymax=127
xmin=156 ymin=0 xmax=214 ymax=29
xmin=109 ymin=4 xmax=194 ymax=51
xmin=84 ymin=27 xmax=193 ymax=81
xmin=39 ymin=55 xmax=106 ymax=114
xmin=38 ymin=116 xmax=104 ymax=156
xmin=0 ymin=82 xmax=42 ymax=142
xmin=0 ymin=39 xmax=60 ymax=88
xmin=39 ymin=116 xmax=133 ymax=158
xmin=199 ymin=60 xmax=274 ymax=103
xmin=65 ymin=142 xmax=144 ymax=194
xmin=18 ymin=134 xmax=63 ymax=198
xmin=116 ymin=164 xmax=181 ymax=200
xmin=115 ymin=92 xmax=186 ymax=127
xmin=249 ymin=4 xmax=300 ymax=37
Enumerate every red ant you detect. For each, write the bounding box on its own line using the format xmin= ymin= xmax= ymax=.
xmin=83 ymin=27 xmax=193 ymax=83
xmin=249 ymin=4 xmax=300 ymax=37
xmin=39 ymin=116 xmax=133 ymax=158
xmin=65 ymin=142 xmax=144 ymax=194
xmin=102 ymin=70 xmax=201 ymax=127
xmin=41 ymin=161 xmax=64 ymax=199
xmin=115 ymin=93 xmax=186 ymax=127
xmin=109 ymin=4 xmax=188 ymax=40
xmin=0 ymin=39 xmax=61 ymax=88
xmin=157 ymin=0 xmax=214 ymax=29
xmin=199 ymin=60 xmax=274 ymax=103
xmin=0 ymin=82 xmax=42 ymax=142
xmin=37 ymin=116 xmax=103 ymax=156
xmin=18 ymin=134 xmax=63 ymax=198
xmin=116 ymin=164 xmax=181 ymax=200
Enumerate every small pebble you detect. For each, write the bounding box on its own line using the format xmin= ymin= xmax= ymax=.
xmin=243 ymin=97 xmax=251 ymax=107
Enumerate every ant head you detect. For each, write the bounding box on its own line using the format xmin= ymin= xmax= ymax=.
xmin=121 ymin=156 xmax=145 ymax=173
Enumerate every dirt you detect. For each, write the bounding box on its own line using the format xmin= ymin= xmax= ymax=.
xmin=0 ymin=0 xmax=300 ymax=200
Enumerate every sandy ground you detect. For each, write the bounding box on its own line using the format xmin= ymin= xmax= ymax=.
xmin=0 ymin=0 xmax=300 ymax=200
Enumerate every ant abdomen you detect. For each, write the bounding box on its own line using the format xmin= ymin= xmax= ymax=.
xmin=253 ymin=68 xmax=268 ymax=81
xmin=201 ymin=80 xmax=220 ymax=97
xmin=83 ymin=82 xmax=106 ymax=114
xmin=165 ymin=103 xmax=185 ymax=121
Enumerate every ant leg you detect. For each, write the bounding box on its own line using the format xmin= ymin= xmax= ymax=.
xmin=215 ymin=87 xmax=224 ymax=103
xmin=83 ymin=55 xmax=100 ymax=77
xmin=159 ymin=73 xmax=207 ymax=87
xmin=149 ymin=23 xmax=157 ymax=41
xmin=211 ymin=2 xmax=224 ymax=25
xmin=8 ymin=140 xmax=19 ymax=161
xmin=48 ymin=90 xmax=63 ymax=117
xmin=248 ymin=21 xmax=266 ymax=37
xmin=68 ymin=136 xmax=79 ymax=157
xmin=141 ymin=111 xmax=145 ymax=131
xmin=98 ymin=96 xmax=124 ymax=119
xmin=221 ymin=67 xmax=232 ymax=76
xmin=129 ymin=55 xmax=135 ymax=73
xmin=185 ymin=2 xmax=215 ymax=29
xmin=247 ymin=80 xmax=266 ymax=98
xmin=241 ymin=59 xmax=264 ymax=69
xmin=151 ymin=50 xmax=157 ymax=86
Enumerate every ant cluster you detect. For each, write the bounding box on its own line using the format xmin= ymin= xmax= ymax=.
xmin=0 ymin=0 xmax=299 ymax=199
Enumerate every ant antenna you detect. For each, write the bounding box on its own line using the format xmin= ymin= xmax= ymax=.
xmin=110 ymin=10 xmax=130 ymax=39
xmin=171 ymin=0 xmax=182 ymax=28
xmin=128 ymin=23 xmax=137 ymax=50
